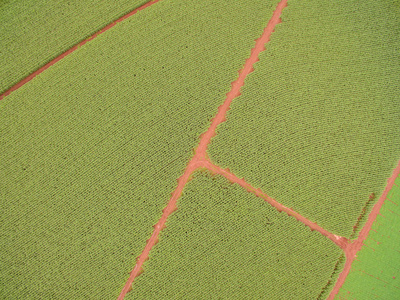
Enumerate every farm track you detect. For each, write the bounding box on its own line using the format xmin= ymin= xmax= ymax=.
xmin=1 ymin=0 xmax=398 ymax=299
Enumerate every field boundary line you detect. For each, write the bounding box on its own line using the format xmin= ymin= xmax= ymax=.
xmin=202 ymin=160 xmax=348 ymax=249
xmin=328 ymin=160 xmax=400 ymax=299
xmin=117 ymin=0 xmax=289 ymax=298
xmin=0 ymin=0 xmax=162 ymax=101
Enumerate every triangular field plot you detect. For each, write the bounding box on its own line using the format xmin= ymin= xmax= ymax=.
xmin=1 ymin=0 xmax=399 ymax=299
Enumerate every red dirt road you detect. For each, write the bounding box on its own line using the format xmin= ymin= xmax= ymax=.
xmin=327 ymin=161 xmax=400 ymax=300
xmin=117 ymin=1 xmax=294 ymax=298
xmin=3 ymin=0 xmax=399 ymax=298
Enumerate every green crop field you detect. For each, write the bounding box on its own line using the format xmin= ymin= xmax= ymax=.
xmin=1 ymin=0 xmax=399 ymax=299
xmin=128 ymin=171 xmax=343 ymax=299
xmin=208 ymin=0 xmax=400 ymax=238
xmin=0 ymin=0 xmax=148 ymax=94
xmin=0 ymin=0 xmax=282 ymax=298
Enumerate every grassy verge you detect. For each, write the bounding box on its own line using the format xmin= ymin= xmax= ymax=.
xmin=336 ymin=175 xmax=400 ymax=299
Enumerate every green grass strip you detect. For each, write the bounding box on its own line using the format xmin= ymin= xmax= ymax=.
xmin=0 ymin=0 xmax=281 ymax=298
xmin=0 ymin=0 xmax=149 ymax=95
xmin=336 ymin=175 xmax=400 ymax=299
xmin=128 ymin=171 xmax=343 ymax=299
xmin=208 ymin=0 xmax=400 ymax=238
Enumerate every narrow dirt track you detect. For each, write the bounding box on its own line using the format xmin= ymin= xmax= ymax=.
xmin=2 ymin=0 xmax=398 ymax=299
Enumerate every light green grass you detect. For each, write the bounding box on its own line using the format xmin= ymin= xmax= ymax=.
xmin=336 ymin=175 xmax=400 ymax=299
xmin=0 ymin=0 xmax=281 ymax=298
xmin=128 ymin=171 xmax=343 ymax=299
xmin=208 ymin=0 xmax=400 ymax=238
xmin=0 ymin=0 xmax=148 ymax=94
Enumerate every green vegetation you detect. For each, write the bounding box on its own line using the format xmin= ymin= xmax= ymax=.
xmin=0 ymin=0 xmax=281 ymax=298
xmin=337 ymin=175 xmax=400 ymax=299
xmin=2 ymin=0 xmax=399 ymax=298
xmin=208 ymin=0 xmax=400 ymax=238
xmin=0 ymin=0 xmax=148 ymax=94
xmin=128 ymin=172 xmax=343 ymax=299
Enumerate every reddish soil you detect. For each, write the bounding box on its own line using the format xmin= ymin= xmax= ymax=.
xmin=3 ymin=0 xmax=399 ymax=299
xmin=327 ymin=162 xmax=400 ymax=300
xmin=118 ymin=0 xmax=293 ymax=298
